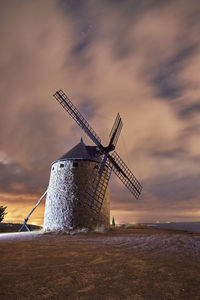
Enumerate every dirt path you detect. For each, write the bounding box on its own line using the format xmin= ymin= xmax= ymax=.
xmin=0 ymin=229 xmax=200 ymax=300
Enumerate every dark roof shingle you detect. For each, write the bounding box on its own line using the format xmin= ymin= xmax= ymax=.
xmin=58 ymin=138 xmax=100 ymax=162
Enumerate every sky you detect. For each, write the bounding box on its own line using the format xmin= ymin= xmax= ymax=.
xmin=1 ymin=0 xmax=200 ymax=225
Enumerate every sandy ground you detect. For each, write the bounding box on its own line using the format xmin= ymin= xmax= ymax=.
xmin=0 ymin=228 xmax=200 ymax=300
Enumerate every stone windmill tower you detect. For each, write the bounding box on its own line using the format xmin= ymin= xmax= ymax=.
xmin=19 ymin=90 xmax=142 ymax=232
xmin=43 ymin=138 xmax=110 ymax=231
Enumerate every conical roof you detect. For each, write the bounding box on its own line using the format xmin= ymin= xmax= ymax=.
xmin=58 ymin=138 xmax=99 ymax=161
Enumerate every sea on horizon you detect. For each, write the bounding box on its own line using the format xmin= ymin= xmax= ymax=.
xmin=148 ymin=222 xmax=200 ymax=233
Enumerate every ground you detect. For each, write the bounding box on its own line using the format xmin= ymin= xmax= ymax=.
xmin=0 ymin=222 xmax=41 ymax=232
xmin=0 ymin=227 xmax=200 ymax=300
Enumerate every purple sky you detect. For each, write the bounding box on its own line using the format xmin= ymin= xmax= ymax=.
xmin=1 ymin=0 xmax=200 ymax=224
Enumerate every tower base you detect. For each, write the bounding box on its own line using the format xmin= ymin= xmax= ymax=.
xmin=43 ymin=159 xmax=110 ymax=231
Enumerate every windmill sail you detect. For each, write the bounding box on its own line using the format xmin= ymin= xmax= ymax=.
xmin=54 ymin=89 xmax=142 ymax=216
xmin=109 ymin=113 xmax=123 ymax=149
xmin=53 ymin=90 xmax=101 ymax=146
xmin=108 ymin=151 xmax=142 ymax=199
xmin=81 ymin=160 xmax=112 ymax=215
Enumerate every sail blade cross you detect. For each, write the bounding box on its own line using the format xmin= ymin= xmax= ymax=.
xmin=53 ymin=90 xmax=102 ymax=147
xmin=108 ymin=151 xmax=142 ymax=199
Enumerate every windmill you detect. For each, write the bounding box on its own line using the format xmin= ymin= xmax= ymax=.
xmin=19 ymin=89 xmax=142 ymax=232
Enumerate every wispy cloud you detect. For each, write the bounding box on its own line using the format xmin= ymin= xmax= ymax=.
xmin=1 ymin=0 xmax=200 ymax=224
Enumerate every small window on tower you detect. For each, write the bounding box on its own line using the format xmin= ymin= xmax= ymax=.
xmin=60 ymin=163 xmax=64 ymax=168
xmin=52 ymin=167 xmax=54 ymax=170
xmin=73 ymin=162 xmax=78 ymax=167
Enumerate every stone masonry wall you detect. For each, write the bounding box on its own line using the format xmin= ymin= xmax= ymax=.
xmin=43 ymin=159 xmax=110 ymax=231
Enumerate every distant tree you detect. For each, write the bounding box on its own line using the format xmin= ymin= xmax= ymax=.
xmin=112 ymin=216 xmax=115 ymax=227
xmin=0 ymin=206 xmax=7 ymax=222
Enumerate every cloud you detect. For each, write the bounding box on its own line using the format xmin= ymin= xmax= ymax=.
xmin=1 ymin=0 xmax=200 ymax=224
